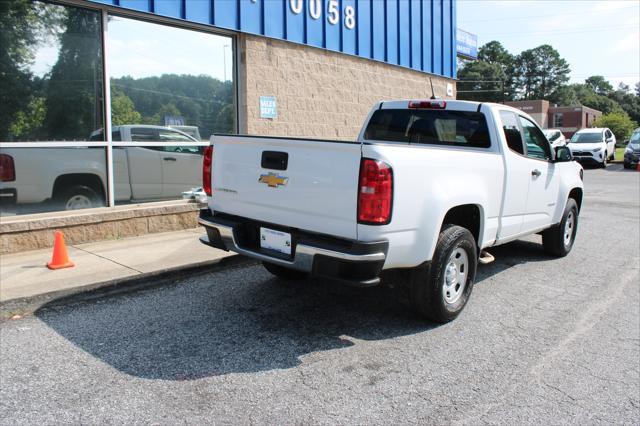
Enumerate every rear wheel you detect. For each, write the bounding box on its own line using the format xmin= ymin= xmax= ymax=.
xmin=262 ymin=261 xmax=308 ymax=280
xmin=55 ymin=185 xmax=104 ymax=211
xmin=542 ymin=198 xmax=578 ymax=257
xmin=408 ymin=225 xmax=477 ymax=323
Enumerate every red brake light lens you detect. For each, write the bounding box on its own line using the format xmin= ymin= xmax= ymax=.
xmin=0 ymin=154 xmax=15 ymax=182
xmin=408 ymin=100 xmax=446 ymax=109
xmin=358 ymin=158 xmax=393 ymax=225
xmin=202 ymin=146 xmax=213 ymax=196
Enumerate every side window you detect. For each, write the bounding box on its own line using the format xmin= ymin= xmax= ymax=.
xmin=158 ymin=129 xmax=194 ymax=143
xmin=519 ymin=116 xmax=551 ymax=161
xmin=500 ymin=111 xmax=525 ymax=155
xmin=130 ymin=127 xmax=157 ymax=142
xmin=157 ymin=129 xmax=200 ymax=154
xmin=605 ymin=130 xmax=612 ymax=139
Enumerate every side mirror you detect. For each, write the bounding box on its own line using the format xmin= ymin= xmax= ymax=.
xmin=554 ymin=145 xmax=572 ymax=162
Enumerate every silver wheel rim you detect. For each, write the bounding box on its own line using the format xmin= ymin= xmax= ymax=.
xmin=65 ymin=195 xmax=92 ymax=210
xmin=442 ymin=247 xmax=469 ymax=305
xmin=563 ymin=211 xmax=575 ymax=247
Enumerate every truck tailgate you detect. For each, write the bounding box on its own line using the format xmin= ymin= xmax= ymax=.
xmin=210 ymin=135 xmax=362 ymax=239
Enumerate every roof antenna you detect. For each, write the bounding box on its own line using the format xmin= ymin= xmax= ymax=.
xmin=429 ymin=77 xmax=437 ymax=99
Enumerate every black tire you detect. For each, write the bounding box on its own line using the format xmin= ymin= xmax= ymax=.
xmin=623 ymin=162 xmax=632 ymax=169
xmin=262 ymin=261 xmax=308 ymax=280
xmin=600 ymin=155 xmax=607 ymax=168
xmin=408 ymin=225 xmax=477 ymax=323
xmin=55 ymin=185 xmax=103 ymax=211
xmin=542 ymin=198 xmax=579 ymax=257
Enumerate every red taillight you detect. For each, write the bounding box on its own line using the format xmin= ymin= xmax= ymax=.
xmin=408 ymin=100 xmax=446 ymax=109
xmin=0 ymin=154 xmax=15 ymax=182
xmin=202 ymin=146 xmax=213 ymax=196
xmin=358 ymin=158 xmax=393 ymax=225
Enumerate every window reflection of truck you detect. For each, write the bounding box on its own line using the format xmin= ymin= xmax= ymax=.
xmin=0 ymin=125 xmax=203 ymax=211
xmin=169 ymin=125 xmax=202 ymax=141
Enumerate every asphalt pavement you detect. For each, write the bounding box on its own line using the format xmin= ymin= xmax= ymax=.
xmin=1 ymin=164 xmax=638 ymax=425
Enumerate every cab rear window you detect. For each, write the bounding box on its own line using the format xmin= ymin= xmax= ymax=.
xmin=364 ymin=109 xmax=491 ymax=148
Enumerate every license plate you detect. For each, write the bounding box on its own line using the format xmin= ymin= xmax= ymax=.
xmin=260 ymin=227 xmax=291 ymax=255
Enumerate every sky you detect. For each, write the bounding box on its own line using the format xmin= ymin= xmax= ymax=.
xmin=31 ymin=0 xmax=638 ymax=89
xmin=457 ymin=0 xmax=640 ymax=89
xmin=32 ymin=15 xmax=233 ymax=82
xmin=107 ymin=16 xmax=233 ymax=81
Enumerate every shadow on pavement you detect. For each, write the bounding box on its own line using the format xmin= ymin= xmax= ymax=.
xmin=35 ymin=239 xmax=552 ymax=381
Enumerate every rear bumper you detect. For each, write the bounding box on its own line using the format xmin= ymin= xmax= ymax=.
xmin=198 ymin=209 xmax=388 ymax=286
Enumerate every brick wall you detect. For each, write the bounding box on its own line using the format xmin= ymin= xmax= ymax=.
xmin=238 ymin=34 xmax=455 ymax=141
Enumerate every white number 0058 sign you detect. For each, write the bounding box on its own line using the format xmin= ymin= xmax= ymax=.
xmin=289 ymin=0 xmax=356 ymax=30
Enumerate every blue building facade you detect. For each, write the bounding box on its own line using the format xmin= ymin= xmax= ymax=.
xmin=89 ymin=0 xmax=457 ymax=78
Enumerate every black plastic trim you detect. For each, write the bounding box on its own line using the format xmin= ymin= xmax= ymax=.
xmin=261 ymin=151 xmax=288 ymax=170
xmin=199 ymin=209 xmax=388 ymax=285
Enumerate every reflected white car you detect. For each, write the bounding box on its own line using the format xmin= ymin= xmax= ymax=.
xmin=567 ymin=128 xmax=616 ymax=168
xmin=543 ymin=129 xmax=567 ymax=148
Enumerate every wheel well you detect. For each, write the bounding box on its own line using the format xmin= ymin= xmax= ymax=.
xmin=52 ymin=174 xmax=105 ymax=199
xmin=569 ymin=188 xmax=583 ymax=212
xmin=441 ymin=204 xmax=481 ymax=245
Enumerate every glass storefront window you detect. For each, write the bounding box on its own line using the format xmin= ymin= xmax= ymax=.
xmin=107 ymin=15 xmax=235 ymax=205
xmin=107 ymin=15 xmax=235 ymax=140
xmin=0 ymin=1 xmax=236 ymax=216
xmin=0 ymin=0 xmax=104 ymax=142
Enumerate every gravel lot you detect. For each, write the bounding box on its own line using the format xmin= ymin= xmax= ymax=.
xmin=1 ymin=164 xmax=638 ymax=425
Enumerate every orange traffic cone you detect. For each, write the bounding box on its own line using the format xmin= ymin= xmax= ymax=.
xmin=47 ymin=231 xmax=75 ymax=270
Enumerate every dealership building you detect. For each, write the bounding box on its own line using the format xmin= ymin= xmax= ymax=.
xmin=0 ymin=0 xmax=459 ymax=252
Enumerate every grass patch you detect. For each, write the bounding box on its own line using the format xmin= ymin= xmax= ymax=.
xmin=615 ymin=147 xmax=625 ymax=161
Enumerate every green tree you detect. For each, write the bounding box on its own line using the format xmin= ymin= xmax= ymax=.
xmin=43 ymin=7 xmax=103 ymax=139
xmin=476 ymin=41 xmax=516 ymax=99
xmin=635 ymin=82 xmax=640 ymax=97
xmin=457 ymin=61 xmax=507 ymax=103
xmin=9 ymin=97 xmax=46 ymax=140
xmin=549 ymin=84 xmax=621 ymax=115
xmin=112 ymin=74 xmax=234 ymax=137
xmin=214 ymin=104 xmax=235 ymax=134
xmin=110 ymin=91 xmax=141 ymax=126
xmin=151 ymin=103 xmax=182 ymax=126
xmin=549 ymin=85 xmax=580 ymax=106
xmin=585 ymin=75 xmax=613 ymax=95
xmin=593 ymin=111 xmax=638 ymax=142
xmin=0 ymin=0 xmax=63 ymax=140
xmin=478 ymin=41 xmax=513 ymax=66
xmin=606 ymin=83 xmax=640 ymax=125
xmin=513 ymin=45 xmax=570 ymax=100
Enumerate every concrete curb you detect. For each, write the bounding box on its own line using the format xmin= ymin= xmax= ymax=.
xmin=0 ymin=254 xmax=256 ymax=320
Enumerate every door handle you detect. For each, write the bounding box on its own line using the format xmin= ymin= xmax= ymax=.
xmin=531 ymin=169 xmax=542 ymax=177
xmin=163 ymin=157 xmax=177 ymax=162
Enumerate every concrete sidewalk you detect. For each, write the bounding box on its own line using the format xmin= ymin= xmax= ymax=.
xmin=0 ymin=228 xmax=237 ymax=314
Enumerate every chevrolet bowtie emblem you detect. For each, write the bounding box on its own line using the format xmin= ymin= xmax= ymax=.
xmin=259 ymin=172 xmax=288 ymax=188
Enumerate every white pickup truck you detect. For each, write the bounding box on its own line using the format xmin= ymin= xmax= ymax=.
xmin=0 ymin=125 xmax=203 ymax=211
xmin=199 ymin=100 xmax=584 ymax=322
